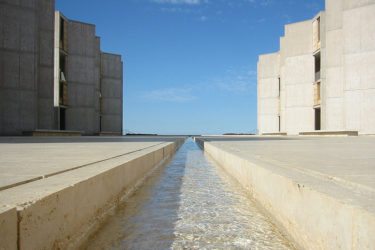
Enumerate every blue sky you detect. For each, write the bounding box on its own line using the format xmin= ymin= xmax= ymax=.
xmin=56 ymin=0 xmax=325 ymax=135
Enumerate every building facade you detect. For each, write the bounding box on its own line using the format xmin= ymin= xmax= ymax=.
xmin=0 ymin=0 xmax=55 ymax=135
xmin=53 ymin=11 xmax=123 ymax=135
xmin=258 ymin=0 xmax=375 ymax=135
xmin=0 ymin=1 xmax=123 ymax=136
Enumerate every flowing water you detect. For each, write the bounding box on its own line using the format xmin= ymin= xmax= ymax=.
xmin=85 ymin=138 xmax=293 ymax=249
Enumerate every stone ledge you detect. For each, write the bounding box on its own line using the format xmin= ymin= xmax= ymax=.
xmin=195 ymin=137 xmax=375 ymax=249
xmin=262 ymin=132 xmax=287 ymax=136
xmin=0 ymin=138 xmax=186 ymax=249
xmin=23 ymin=130 xmax=83 ymax=136
xmin=99 ymin=132 xmax=122 ymax=136
xmin=299 ymin=130 xmax=358 ymax=136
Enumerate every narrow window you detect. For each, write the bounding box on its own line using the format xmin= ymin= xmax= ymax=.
xmin=60 ymin=18 xmax=64 ymax=49
xmin=314 ymin=52 xmax=321 ymax=82
xmin=60 ymin=108 xmax=66 ymax=130
xmin=314 ymin=108 xmax=321 ymax=130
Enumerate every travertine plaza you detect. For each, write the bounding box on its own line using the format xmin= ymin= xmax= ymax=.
xmin=257 ymin=0 xmax=375 ymax=135
xmin=0 ymin=1 xmax=375 ymax=249
xmin=0 ymin=0 xmax=123 ymax=136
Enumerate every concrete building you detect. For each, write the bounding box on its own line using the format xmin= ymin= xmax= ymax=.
xmin=54 ymin=11 xmax=123 ymax=135
xmin=0 ymin=0 xmax=55 ymax=135
xmin=0 ymin=3 xmax=123 ymax=136
xmin=258 ymin=0 xmax=375 ymax=135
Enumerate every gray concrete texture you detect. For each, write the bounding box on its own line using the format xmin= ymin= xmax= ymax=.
xmin=0 ymin=136 xmax=186 ymax=249
xmin=0 ymin=0 xmax=55 ymax=135
xmin=196 ymin=135 xmax=375 ymax=249
xmin=1 ymin=4 xmax=124 ymax=136
xmin=66 ymin=21 xmax=100 ymax=135
xmin=100 ymin=53 xmax=123 ymax=133
xmin=257 ymin=52 xmax=280 ymax=134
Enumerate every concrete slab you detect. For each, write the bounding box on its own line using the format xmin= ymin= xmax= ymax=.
xmin=0 ymin=136 xmax=185 ymax=249
xmin=195 ymin=135 xmax=375 ymax=249
xmin=197 ymin=135 xmax=375 ymax=191
xmin=0 ymin=136 xmax=183 ymax=191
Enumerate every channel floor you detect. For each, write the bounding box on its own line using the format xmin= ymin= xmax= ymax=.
xmin=84 ymin=138 xmax=293 ymax=249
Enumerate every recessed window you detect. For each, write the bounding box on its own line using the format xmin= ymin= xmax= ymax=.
xmin=314 ymin=108 xmax=321 ymax=131
xmin=314 ymin=52 xmax=321 ymax=82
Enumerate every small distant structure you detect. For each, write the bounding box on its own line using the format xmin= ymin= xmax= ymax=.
xmin=223 ymin=133 xmax=255 ymax=136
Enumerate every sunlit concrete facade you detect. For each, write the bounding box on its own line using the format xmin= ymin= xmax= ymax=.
xmin=258 ymin=0 xmax=375 ymax=135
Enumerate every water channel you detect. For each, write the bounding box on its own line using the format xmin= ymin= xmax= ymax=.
xmin=85 ymin=138 xmax=293 ymax=249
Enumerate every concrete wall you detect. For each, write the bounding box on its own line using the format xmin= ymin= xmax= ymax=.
xmin=257 ymin=52 xmax=280 ymax=134
xmin=36 ymin=0 xmax=55 ymax=131
xmin=278 ymin=18 xmax=321 ymax=135
xmin=65 ymin=20 xmax=100 ymax=135
xmin=325 ymin=0 xmax=375 ymax=134
xmin=100 ymin=53 xmax=123 ymax=134
xmin=258 ymin=20 xmax=315 ymax=135
xmin=258 ymin=0 xmax=375 ymax=135
xmin=0 ymin=0 xmax=55 ymax=135
xmin=94 ymin=37 xmax=101 ymax=133
xmin=281 ymin=20 xmax=315 ymax=135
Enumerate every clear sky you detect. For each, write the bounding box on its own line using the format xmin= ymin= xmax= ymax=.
xmin=56 ymin=0 xmax=325 ymax=135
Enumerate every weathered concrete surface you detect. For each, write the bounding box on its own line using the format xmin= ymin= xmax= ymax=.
xmin=0 ymin=0 xmax=55 ymax=135
xmin=66 ymin=20 xmax=101 ymax=135
xmin=0 ymin=206 xmax=17 ymax=250
xmin=257 ymin=52 xmax=280 ymax=134
xmin=195 ymin=135 xmax=375 ymax=250
xmin=100 ymin=52 xmax=123 ymax=134
xmin=258 ymin=0 xmax=375 ymax=135
xmin=0 ymin=136 xmax=185 ymax=249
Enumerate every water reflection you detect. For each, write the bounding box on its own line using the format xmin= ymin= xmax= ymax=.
xmin=85 ymin=138 xmax=293 ymax=249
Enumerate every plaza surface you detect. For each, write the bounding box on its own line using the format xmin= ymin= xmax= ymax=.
xmin=0 ymin=136 xmax=184 ymax=191
xmin=195 ymin=135 xmax=375 ymax=249
xmin=0 ymin=136 xmax=185 ymax=250
xmin=197 ymin=135 xmax=375 ymax=192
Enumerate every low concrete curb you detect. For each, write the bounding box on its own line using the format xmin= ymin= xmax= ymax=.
xmin=0 ymin=138 xmax=185 ymax=250
xmin=23 ymin=130 xmax=83 ymax=136
xmin=299 ymin=130 xmax=358 ymax=136
xmin=262 ymin=132 xmax=287 ymax=136
xmin=195 ymin=137 xmax=375 ymax=250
